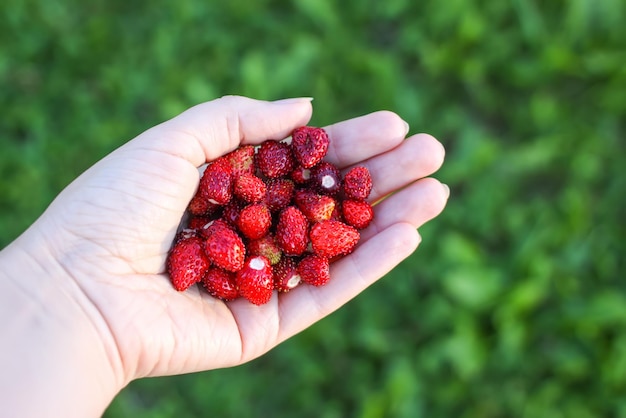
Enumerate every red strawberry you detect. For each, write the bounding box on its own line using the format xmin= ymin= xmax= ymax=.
xmin=311 ymin=161 xmax=342 ymax=195
xmin=167 ymin=124 xmax=376 ymax=301
xmin=275 ymin=206 xmax=309 ymax=256
xmin=264 ymin=178 xmax=295 ymax=212
xmin=273 ymin=257 xmax=302 ymax=292
xmin=290 ymin=165 xmax=312 ymax=184
xmin=236 ymin=256 xmax=274 ymax=305
xmin=256 ymin=140 xmax=295 ymax=178
xmin=233 ymin=172 xmax=267 ymax=203
xmin=294 ymin=189 xmax=336 ymax=223
xmin=203 ymin=225 xmax=246 ymax=272
xmin=248 ymin=234 xmax=282 ymax=265
xmin=198 ymin=158 xmax=233 ymax=205
xmin=202 ymin=267 xmax=239 ymax=301
xmin=221 ymin=199 xmax=243 ymax=227
xmin=298 ymin=255 xmax=330 ymax=287
xmin=187 ymin=191 xmax=219 ymax=216
xmin=173 ymin=227 xmax=198 ymax=244
xmin=330 ymin=200 xmax=343 ymax=222
xmin=343 ymin=166 xmax=372 ymax=201
xmin=166 ymin=235 xmax=210 ymax=291
xmin=224 ymin=145 xmax=256 ymax=176
xmin=291 ymin=126 xmax=329 ymax=168
xmin=198 ymin=219 xmax=233 ymax=240
xmin=187 ymin=215 xmax=213 ymax=230
xmin=341 ymin=199 xmax=374 ymax=230
xmin=310 ymin=220 xmax=360 ymax=258
xmin=237 ymin=203 xmax=272 ymax=240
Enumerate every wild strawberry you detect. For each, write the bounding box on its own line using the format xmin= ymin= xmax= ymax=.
xmin=233 ymin=172 xmax=267 ymax=203
xmin=341 ymin=199 xmax=374 ymax=230
xmin=248 ymin=234 xmax=282 ymax=265
xmin=173 ymin=228 xmax=198 ymax=244
xmin=298 ymin=255 xmax=330 ymax=287
xmin=275 ymin=206 xmax=309 ymax=256
xmin=221 ymin=199 xmax=243 ymax=227
xmin=203 ymin=225 xmax=246 ymax=272
xmin=273 ymin=257 xmax=301 ymax=292
xmin=224 ymin=145 xmax=256 ymax=176
xmin=166 ymin=235 xmax=210 ymax=291
xmin=167 ymin=124 xmax=375 ymax=301
xmin=202 ymin=267 xmax=239 ymax=301
xmin=290 ymin=165 xmax=311 ymax=184
xmin=294 ymin=189 xmax=336 ymax=223
xmin=237 ymin=203 xmax=272 ymax=240
xmin=198 ymin=158 xmax=233 ymax=205
xmin=330 ymin=201 xmax=343 ymax=222
xmin=198 ymin=219 xmax=233 ymax=240
xmin=311 ymin=161 xmax=342 ymax=195
xmin=291 ymin=126 xmax=329 ymax=168
xmin=187 ymin=191 xmax=219 ymax=216
xmin=257 ymin=140 xmax=295 ymax=178
xmin=187 ymin=216 xmax=211 ymax=230
xmin=236 ymin=256 xmax=274 ymax=305
xmin=343 ymin=166 xmax=372 ymax=201
xmin=264 ymin=178 xmax=295 ymax=212
xmin=310 ymin=220 xmax=360 ymax=258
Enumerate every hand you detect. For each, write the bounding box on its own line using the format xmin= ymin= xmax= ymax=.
xmin=0 ymin=96 xmax=448 ymax=416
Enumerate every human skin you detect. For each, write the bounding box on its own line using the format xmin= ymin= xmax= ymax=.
xmin=0 ymin=96 xmax=449 ymax=417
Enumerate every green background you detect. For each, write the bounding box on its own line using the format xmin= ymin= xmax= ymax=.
xmin=1 ymin=0 xmax=624 ymax=416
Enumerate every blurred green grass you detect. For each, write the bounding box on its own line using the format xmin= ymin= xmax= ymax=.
xmin=1 ymin=0 xmax=625 ymax=417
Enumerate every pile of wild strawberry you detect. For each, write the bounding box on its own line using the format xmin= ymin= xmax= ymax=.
xmin=166 ymin=126 xmax=374 ymax=305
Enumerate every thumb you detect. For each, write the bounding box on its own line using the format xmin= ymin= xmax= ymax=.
xmin=131 ymin=95 xmax=314 ymax=167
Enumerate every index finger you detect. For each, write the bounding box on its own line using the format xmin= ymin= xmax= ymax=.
xmin=323 ymin=111 xmax=409 ymax=168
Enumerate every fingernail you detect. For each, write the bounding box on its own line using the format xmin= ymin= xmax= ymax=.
xmin=442 ymin=183 xmax=450 ymax=199
xmin=403 ymin=120 xmax=410 ymax=135
xmin=273 ymin=97 xmax=314 ymax=105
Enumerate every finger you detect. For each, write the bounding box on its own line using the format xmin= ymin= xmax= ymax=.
xmin=362 ymin=177 xmax=449 ymax=241
xmin=131 ymin=96 xmax=313 ymax=167
xmin=275 ymin=222 xmax=421 ymax=342
xmin=323 ymin=111 xmax=409 ymax=168
xmin=360 ymin=133 xmax=446 ymax=202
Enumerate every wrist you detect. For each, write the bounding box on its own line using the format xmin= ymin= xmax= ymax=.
xmin=0 ymin=226 xmax=124 ymax=417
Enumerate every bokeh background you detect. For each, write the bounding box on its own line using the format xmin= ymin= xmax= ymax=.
xmin=1 ymin=0 xmax=624 ymax=417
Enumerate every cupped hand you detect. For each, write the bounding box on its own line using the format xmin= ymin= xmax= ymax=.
xmin=22 ymin=96 xmax=448 ymax=388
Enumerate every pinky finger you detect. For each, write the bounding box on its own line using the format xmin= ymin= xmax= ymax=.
xmin=276 ymin=222 xmax=420 ymax=342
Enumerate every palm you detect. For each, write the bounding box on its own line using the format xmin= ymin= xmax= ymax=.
xmin=40 ymin=97 xmax=447 ymax=383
